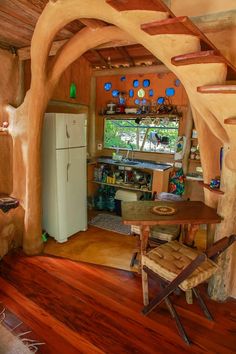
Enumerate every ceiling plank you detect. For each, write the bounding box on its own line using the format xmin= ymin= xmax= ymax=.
xmin=0 ymin=25 xmax=30 ymax=47
xmin=18 ymin=39 xmax=68 ymax=60
xmin=15 ymin=0 xmax=48 ymax=13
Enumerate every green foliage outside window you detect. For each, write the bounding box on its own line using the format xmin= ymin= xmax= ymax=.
xmin=104 ymin=118 xmax=179 ymax=154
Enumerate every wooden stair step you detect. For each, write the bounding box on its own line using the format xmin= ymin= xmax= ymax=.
xmin=141 ymin=16 xmax=216 ymax=51
xmin=197 ymin=85 xmax=236 ymax=94
xmin=141 ymin=16 xmax=236 ymax=80
xmin=141 ymin=16 xmax=222 ymax=52
xmin=106 ymin=0 xmax=172 ymax=13
xmin=224 ymin=118 xmax=236 ymax=125
xmin=171 ymin=50 xmax=226 ymax=66
xmin=142 ymin=16 xmax=196 ymax=35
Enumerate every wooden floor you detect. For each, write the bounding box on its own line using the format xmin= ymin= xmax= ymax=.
xmin=0 ymin=251 xmax=236 ymax=354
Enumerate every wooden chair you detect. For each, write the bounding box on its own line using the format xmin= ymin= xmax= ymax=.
xmin=130 ymin=193 xmax=182 ymax=266
xmin=141 ymin=235 xmax=236 ymax=344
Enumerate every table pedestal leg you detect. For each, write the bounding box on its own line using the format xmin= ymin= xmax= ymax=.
xmin=140 ymin=225 xmax=150 ymax=255
xmin=182 ymin=224 xmax=199 ymax=246
xmin=207 ymin=224 xmax=216 ymax=248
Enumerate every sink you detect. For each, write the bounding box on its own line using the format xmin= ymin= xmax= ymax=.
xmin=112 ymin=160 xmax=139 ymax=165
xmin=123 ymin=160 xmax=139 ymax=165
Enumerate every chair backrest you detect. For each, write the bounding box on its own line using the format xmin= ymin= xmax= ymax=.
xmin=206 ymin=234 xmax=236 ymax=261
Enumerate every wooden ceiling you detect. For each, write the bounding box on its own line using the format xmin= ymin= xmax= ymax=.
xmin=0 ymin=0 xmax=161 ymax=69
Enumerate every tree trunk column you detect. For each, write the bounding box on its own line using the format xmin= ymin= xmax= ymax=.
xmin=208 ymin=147 xmax=236 ymax=300
xmin=23 ymin=89 xmax=49 ymax=255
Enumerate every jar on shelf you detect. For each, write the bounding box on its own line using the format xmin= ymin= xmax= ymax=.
xmin=195 ymin=146 xmax=200 ymax=160
xmin=192 ymin=129 xmax=198 ymax=138
xmin=190 ymin=147 xmax=197 ymax=159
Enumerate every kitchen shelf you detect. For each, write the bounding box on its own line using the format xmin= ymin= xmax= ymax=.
xmin=92 ymin=180 xmax=152 ymax=193
xmin=101 ymin=113 xmax=180 ymax=119
xmin=188 ymin=159 xmax=201 ymax=163
xmin=199 ymin=182 xmax=224 ymax=195
xmin=186 ymin=175 xmax=203 ymax=181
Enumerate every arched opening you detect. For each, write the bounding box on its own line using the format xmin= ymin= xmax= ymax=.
xmin=11 ymin=0 xmax=236 ymax=300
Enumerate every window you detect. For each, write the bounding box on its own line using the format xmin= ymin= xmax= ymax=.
xmin=103 ymin=117 xmax=179 ymax=154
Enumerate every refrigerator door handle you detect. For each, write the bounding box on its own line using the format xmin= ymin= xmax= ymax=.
xmin=66 ymin=124 xmax=70 ymax=139
xmin=67 ymin=162 xmax=71 ymax=182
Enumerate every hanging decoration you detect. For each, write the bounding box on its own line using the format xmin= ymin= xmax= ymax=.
xmin=69 ymin=82 xmax=77 ymax=99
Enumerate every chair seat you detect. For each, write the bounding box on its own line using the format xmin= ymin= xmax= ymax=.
xmin=131 ymin=224 xmax=180 ymax=241
xmin=151 ymin=225 xmax=180 ymax=241
xmin=142 ymin=241 xmax=218 ymax=291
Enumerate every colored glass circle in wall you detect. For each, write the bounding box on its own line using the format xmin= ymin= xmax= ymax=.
xmin=133 ymin=80 xmax=139 ymax=88
xmin=143 ymin=79 xmax=150 ymax=87
xmin=149 ymin=89 xmax=154 ymax=97
xmin=175 ymin=79 xmax=181 ymax=87
xmin=138 ymin=88 xmax=145 ymax=98
xmin=134 ymin=99 xmax=140 ymax=105
xmin=165 ymin=87 xmax=175 ymax=97
xmin=120 ymin=76 xmax=126 ymax=81
xmin=129 ymin=89 xmax=134 ymax=98
xmin=104 ymin=82 xmax=112 ymax=91
xmin=112 ymin=89 xmax=119 ymax=97
xmin=157 ymin=97 xmax=165 ymax=104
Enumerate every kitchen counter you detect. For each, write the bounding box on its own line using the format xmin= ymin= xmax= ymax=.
xmin=97 ymin=157 xmax=172 ymax=171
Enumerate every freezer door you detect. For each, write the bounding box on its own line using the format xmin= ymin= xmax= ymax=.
xmin=56 ymin=147 xmax=87 ymax=242
xmin=56 ymin=113 xmax=87 ymax=149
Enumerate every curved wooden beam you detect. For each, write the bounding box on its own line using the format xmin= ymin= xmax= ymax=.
xmin=48 ymin=26 xmax=134 ymax=87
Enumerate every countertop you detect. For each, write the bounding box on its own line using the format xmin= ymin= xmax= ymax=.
xmin=96 ymin=157 xmax=172 ymax=171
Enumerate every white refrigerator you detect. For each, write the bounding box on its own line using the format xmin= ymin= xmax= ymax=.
xmin=42 ymin=113 xmax=87 ymax=243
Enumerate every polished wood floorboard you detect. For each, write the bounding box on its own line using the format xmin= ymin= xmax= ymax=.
xmin=0 ymin=251 xmax=236 ymax=354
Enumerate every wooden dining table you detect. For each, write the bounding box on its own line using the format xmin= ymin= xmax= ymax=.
xmin=122 ymin=200 xmax=221 ymax=253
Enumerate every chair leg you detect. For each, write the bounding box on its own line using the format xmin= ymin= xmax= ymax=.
xmin=185 ymin=289 xmax=193 ymax=304
xmin=192 ymin=287 xmax=213 ymax=321
xmin=142 ymin=267 xmax=149 ymax=306
xmin=165 ymin=296 xmax=191 ymax=345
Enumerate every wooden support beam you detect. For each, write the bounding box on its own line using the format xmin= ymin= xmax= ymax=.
xmin=93 ymin=64 xmax=170 ymax=77
xmin=116 ymin=46 xmax=135 ymax=66
xmin=91 ymin=49 xmax=108 ymax=68
xmin=17 ymin=39 xmax=138 ymax=61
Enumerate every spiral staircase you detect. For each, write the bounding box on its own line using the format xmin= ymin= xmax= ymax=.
xmin=106 ymin=0 xmax=236 ymax=171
